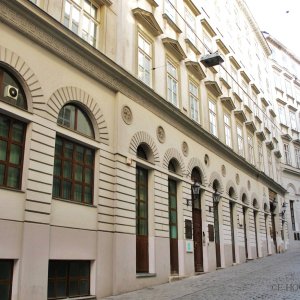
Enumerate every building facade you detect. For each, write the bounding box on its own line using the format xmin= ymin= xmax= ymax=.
xmin=0 ymin=0 xmax=297 ymax=299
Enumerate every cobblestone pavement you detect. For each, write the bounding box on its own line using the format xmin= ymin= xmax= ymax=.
xmin=103 ymin=245 xmax=300 ymax=300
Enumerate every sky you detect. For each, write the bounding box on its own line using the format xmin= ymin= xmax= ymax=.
xmin=245 ymin=0 xmax=300 ymax=56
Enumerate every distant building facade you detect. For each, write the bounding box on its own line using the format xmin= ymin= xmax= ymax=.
xmin=0 ymin=0 xmax=298 ymax=299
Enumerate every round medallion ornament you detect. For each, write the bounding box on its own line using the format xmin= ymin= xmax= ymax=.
xmin=121 ymin=105 xmax=133 ymax=125
xmin=204 ymin=154 xmax=209 ymax=166
xmin=156 ymin=126 xmax=166 ymax=143
xmin=182 ymin=141 xmax=189 ymax=157
xmin=221 ymin=165 xmax=226 ymax=177
xmin=236 ymin=173 xmax=240 ymax=185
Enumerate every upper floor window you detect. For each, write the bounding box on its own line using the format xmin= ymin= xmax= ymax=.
xmin=54 ymin=104 xmax=95 ymax=204
xmin=0 ymin=66 xmax=27 ymax=109
xmin=189 ymin=81 xmax=199 ymax=123
xmin=166 ymin=60 xmax=178 ymax=107
xmin=224 ymin=113 xmax=232 ymax=147
xmin=165 ymin=0 xmax=176 ymax=22
xmin=203 ymin=32 xmax=212 ymax=55
xmin=208 ymin=100 xmax=217 ymax=137
xmin=138 ymin=34 xmax=152 ymax=87
xmin=278 ymin=105 xmax=286 ymax=125
xmin=267 ymin=149 xmax=273 ymax=178
xmin=285 ymin=79 xmax=293 ymax=97
xmin=63 ymin=0 xmax=98 ymax=47
xmin=258 ymin=142 xmax=264 ymax=172
xmin=289 ymin=110 xmax=297 ymax=131
xmin=283 ymin=143 xmax=292 ymax=165
xmin=237 ymin=125 xmax=244 ymax=157
xmin=0 ymin=260 xmax=14 ymax=300
xmin=295 ymin=148 xmax=300 ymax=169
xmin=247 ymin=134 xmax=254 ymax=165
xmin=185 ymin=7 xmax=196 ymax=45
xmin=273 ymin=71 xmax=282 ymax=90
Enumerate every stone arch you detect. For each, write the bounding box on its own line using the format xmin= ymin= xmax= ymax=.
xmin=251 ymin=192 xmax=260 ymax=209
xmin=239 ymin=187 xmax=249 ymax=204
xmin=226 ymin=180 xmax=238 ymax=199
xmin=0 ymin=46 xmax=44 ymax=113
xmin=163 ymin=148 xmax=185 ymax=176
xmin=208 ymin=171 xmax=224 ymax=193
xmin=186 ymin=157 xmax=208 ymax=186
xmin=129 ymin=131 xmax=160 ymax=164
xmin=47 ymin=87 xmax=109 ymax=145
xmin=286 ymin=183 xmax=296 ymax=196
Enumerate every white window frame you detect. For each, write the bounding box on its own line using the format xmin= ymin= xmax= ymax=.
xmin=267 ymin=149 xmax=273 ymax=178
xmin=208 ymin=100 xmax=217 ymax=137
xmin=295 ymin=148 xmax=300 ymax=169
xmin=138 ymin=33 xmax=152 ymax=87
xmin=189 ymin=81 xmax=199 ymax=123
xmin=258 ymin=142 xmax=264 ymax=172
xmin=237 ymin=124 xmax=244 ymax=157
xmin=283 ymin=143 xmax=292 ymax=165
xmin=289 ymin=110 xmax=297 ymax=131
xmin=224 ymin=113 xmax=232 ymax=147
xmin=63 ymin=0 xmax=98 ymax=47
xmin=278 ymin=105 xmax=286 ymax=125
xmin=285 ymin=79 xmax=293 ymax=97
xmin=185 ymin=7 xmax=196 ymax=45
xmin=247 ymin=134 xmax=255 ymax=165
xmin=165 ymin=0 xmax=176 ymax=22
xmin=167 ymin=60 xmax=178 ymax=107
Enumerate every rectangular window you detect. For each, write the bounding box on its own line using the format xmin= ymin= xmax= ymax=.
xmin=203 ymin=32 xmax=212 ymax=54
xmin=283 ymin=143 xmax=292 ymax=165
xmin=167 ymin=60 xmax=178 ymax=107
xmin=189 ymin=81 xmax=199 ymax=123
xmin=247 ymin=135 xmax=255 ymax=165
xmin=0 ymin=260 xmax=13 ymax=300
xmin=258 ymin=142 xmax=264 ymax=172
xmin=0 ymin=114 xmax=26 ymax=189
xmin=208 ymin=100 xmax=217 ymax=137
xmin=295 ymin=148 xmax=300 ymax=169
xmin=165 ymin=0 xmax=176 ymax=21
xmin=52 ymin=136 xmax=94 ymax=204
xmin=224 ymin=113 xmax=232 ymax=147
xmin=185 ymin=8 xmax=196 ymax=45
xmin=274 ymin=71 xmax=282 ymax=90
xmin=267 ymin=149 xmax=273 ymax=178
xmin=237 ymin=125 xmax=244 ymax=157
xmin=138 ymin=34 xmax=152 ymax=86
xmin=48 ymin=260 xmax=90 ymax=299
xmin=290 ymin=200 xmax=296 ymax=231
xmin=285 ymin=79 xmax=293 ymax=97
xmin=64 ymin=0 xmax=98 ymax=47
xmin=278 ymin=105 xmax=286 ymax=124
xmin=290 ymin=110 xmax=297 ymax=131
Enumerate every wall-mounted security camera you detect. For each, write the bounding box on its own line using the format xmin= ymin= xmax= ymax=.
xmin=4 ymin=85 xmax=19 ymax=100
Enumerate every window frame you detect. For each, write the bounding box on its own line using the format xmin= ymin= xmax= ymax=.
xmin=283 ymin=143 xmax=292 ymax=165
xmin=166 ymin=59 xmax=179 ymax=107
xmin=247 ymin=134 xmax=255 ymax=165
xmin=165 ymin=0 xmax=176 ymax=22
xmin=189 ymin=80 xmax=199 ymax=123
xmin=257 ymin=142 xmax=264 ymax=172
xmin=185 ymin=6 xmax=196 ymax=45
xmin=267 ymin=149 xmax=273 ymax=178
xmin=208 ymin=99 xmax=217 ymax=137
xmin=237 ymin=124 xmax=244 ymax=157
xmin=0 ymin=260 xmax=14 ymax=300
xmin=137 ymin=33 xmax=152 ymax=87
xmin=224 ymin=112 xmax=232 ymax=147
xmin=295 ymin=147 xmax=300 ymax=169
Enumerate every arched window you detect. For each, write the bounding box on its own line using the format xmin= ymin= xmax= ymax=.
xmin=0 ymin=66 xmax=27 ymax=190
xmin=0 ymin=66 xmax=27 ymax=109
xmin=58 ymin=104 xmax=94 ymax=137
xmin=53 ymin=105 xmax=95 ymax=204
xmin=168 ymin=159 xmax=178 ymax=173
xmin=137 ymin=144 xmax=148 ymax=160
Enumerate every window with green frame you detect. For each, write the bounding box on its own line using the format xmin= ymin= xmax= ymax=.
xmin=53 ymin=104 xmax=95 ymax=204
xmin=0 ymin=260 xmax=14 ymax=300
xmin=0 ymin=114 xmax=26 ymax=189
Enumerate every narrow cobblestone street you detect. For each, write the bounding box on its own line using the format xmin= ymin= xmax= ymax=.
xmin=103 ymin=245 xmax=300 ymax=300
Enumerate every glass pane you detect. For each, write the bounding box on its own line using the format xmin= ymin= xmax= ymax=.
xmin=85 ymin=149 xmax=93 ymax=165
xmin=138 ymin=219 xmax=148 ymax=235
xmin=139 ymin=202 xmax=147 ymax=218
xmin=76 ymin=109 xmax=93 ymax=137
xmin=74 ymin=165 xmax=83 ymax=181
xmin=75 ymin=146 xmax=84 ymax=162
xmin=72 ymin=7 xmax=80 ymax=23
xmin=0 ymin=285 xmax=9 ymax=300
xmin=84 ymin=168 xmax=92 ymax=184
xmin=64 ymin=142 xmax=73 ymax=159
xmin=12 ymin=122 xmax=24 ymax=142
xmin=58 ymin=105 xmax=75 ymax=129
xmin=52 ymin=178 xmax=60 ymax=198
xmin=84 ymin=187 xmax=92 ymax=204
xmin=56 ymin=280 xmax=67 ymax=298
xmin=54 ymin=158 xmax=61 ymax=176
xmin=91 ymin=4 xmax=97 ymax=18
xmin=74 ymin=184 xmax=82 ymax=202
xmin=170 ymin=210 xmax=177 ymax=224
xmin=62 ymin=181 xmax=71 ymax=199
xmin=170 ymin=225 xmax=177 ymax=239
xmin=82 ymin=15 xmax=89 ymax=33
xmin=63 ymin=161 xmax=72 ymax=179
xmin=0 ymin=116 xmax=9 ymax=138
xmin=0 ymin=141 xmax=7 ymax=161
xmin=80 ymin=262 xmax=90 ymax=277
xmin=56 ymin=261 xmax=67 ymax=277
xmin=80 ymin=280 xmax=89 ymax=295
xmin=9 ymin=144 xmax=21 ymax=164
xmin=69 ymin=262 xmax=80 ymax=276
xmin=69 ymin=280 xmax=79 ymax=297
xmin=83 ymin=0 xmax=90 ymax=13
xmin=64 ymin=1 xmax=71 ymax=16
xmin=0 ymin=164 xmax=5 ymax=185
xmin=0 ymin=261 xmax=11 ymax=280
xmin=55 ymin=138 xmax=62 ymax=156
xmin=7 ymin=167 xmax=20 ymax=188
xmin=47 ymin=280 xmax=55 ymax=299
xmin=170 ymin=196 xmax=177 ymax=209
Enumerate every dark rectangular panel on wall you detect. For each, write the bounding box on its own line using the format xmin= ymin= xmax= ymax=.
xmin=185 ymin=219 xmax=192 ymax=239
xmin=208 ymin=224 xmax=214 ymax=241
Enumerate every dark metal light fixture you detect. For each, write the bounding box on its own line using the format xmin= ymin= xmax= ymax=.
xmin=187 ymin=182 xmax=201 ymax=206
xmin=200 ymin=52 xmax=224 ymax=68
xmin=213 ymin=190 xmax=221 ymax=204
xmin=280 ymin=202 xmax=287 ymax=218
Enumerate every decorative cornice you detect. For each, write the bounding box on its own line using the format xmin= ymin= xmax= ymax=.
xmin=183 ymin=0 xmax=201 ymax=16
xmin=201 ymin=18 xmax=216 ymax=37
xmin=216 ymin=39 xmax=230 ymax=55
xmin=221 ymin=97 xmax=235 ymax=111
xmin=0 ymin=0 xmax=285 ymax=195
xmin=162 ymin=37 xmax=187 ymax=61
xmin=185 ymin=61 xmax=206 ymax=81
xmin=205 ymin=80 xmax=222 ymax=97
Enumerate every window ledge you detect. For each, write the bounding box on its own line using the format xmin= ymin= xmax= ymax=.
xmin=57 ymin=296 xmax=96 ymax=300
xmin=136 ymin=273 xmax=157 ymax=278
xmin=0 ymin=186 xmax=25 ymax=194
xmin=52 ymin=197 xmax=97 ymax=208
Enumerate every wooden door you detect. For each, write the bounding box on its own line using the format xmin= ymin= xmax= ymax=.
xmin=169 ymin=179 xmax=178 ymax=274
xmin=243 ymin=207 xmax=248 ymax=259
xmin=136 ymin=167 xmax=148 ymax=273
xmin=230 ymin=202 xmax=236 ymax=263
xmin=214 ymin=203 xmax=221 ymax=268
xmin=193 ymin=207 xmax=203 ymax=272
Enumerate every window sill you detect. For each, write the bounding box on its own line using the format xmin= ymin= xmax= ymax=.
xmin=136 ymin=273 xmax=157 ymax=278
xmin=52 ymin=197 xmax=97 ymax=208
xmin=0 ymin=186 xmax=25 ymax=193
xmin=54 ymin=296 xmax=96 ymax=300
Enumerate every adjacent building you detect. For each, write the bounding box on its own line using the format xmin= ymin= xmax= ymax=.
xmin=0 ymin=0 xmax=298 ymax=299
